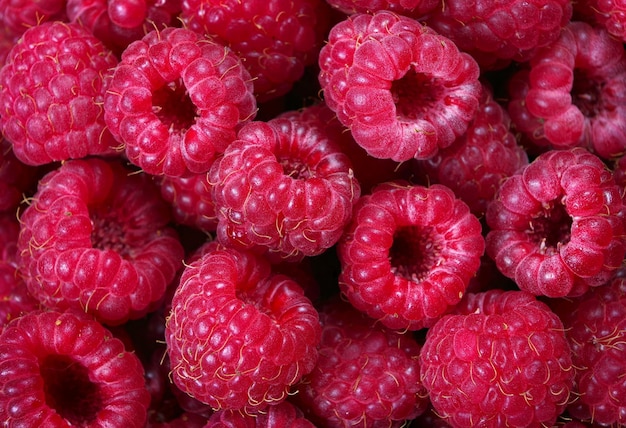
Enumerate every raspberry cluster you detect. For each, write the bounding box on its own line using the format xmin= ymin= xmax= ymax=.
xmin=1 ymin=2 xmax=626 ymax=428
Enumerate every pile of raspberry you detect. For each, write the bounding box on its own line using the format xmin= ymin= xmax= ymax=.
xmin=1 ymin=1 xmax=626 ymax=427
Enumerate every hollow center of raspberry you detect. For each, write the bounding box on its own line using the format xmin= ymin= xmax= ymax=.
xmin=153 ymin=80 xmax=197 ymax=131
xmin=528 ymin=203 xmax=572 ymax=253
xmin=279 ymin=157 xmax=312 ymax=180
xmin=391 ymin=69 xmax=444 ymax=120
xmin=90 ymin=209 xmax=132 ymax=257
xmin=572 ymin=71 xmax=603 ymax=117
xmin=389 ymin=226 xmax=442 ymax=282
xmin=40 ymin=354 xmax=103 ymax=425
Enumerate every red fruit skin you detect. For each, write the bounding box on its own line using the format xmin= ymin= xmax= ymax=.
xmin=0 ymin=21 xmax=120 ymax=166
xmin=204 ymin=400 xmax=316 ymax=428
xmin=165 ymin=247 xmax=321 ymax=413
xmin=0 ymin=310 xmax=151 ymax=427
xmin=573 ymin=0 xmax=626 ymax=42
xmin=158 ymin=173 xmax=218 ymax=233
xmin=420 ymin=290 xmax=575 ymax=428
xmin=324 ymin=0 xmax=439 ymax=18
xmin=318 ymin=11 xmax=482 ymax=162
xmin=104 ymin=26 xmax=256 ymax=178
xmin=0 ymin=0 xmax=67 ymax=40
xmin=338 ymin=181 xmax=485 ymax=331
xmin=485 ymin=147 xmax=626 ymax=298
xmin=17 ymin=158 xmax=184 ymax=326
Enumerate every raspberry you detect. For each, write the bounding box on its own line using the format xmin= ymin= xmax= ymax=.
xmin=158 ymin=173 xmax=218 ymax=233
xmin=485 ymin=147 xmax=626 ymax=298
xmin=181 ymin=0 xmax=331 ymax=102
xmin=292 ymin=298 xmax=429 ymax=427
xmin=0 ymin=0 xmax=67 ymax=40
xmin=165 ymin=246 xmax=321 ymax=413
xmin=205 ymin=400 xmax=315 ymax=427
xmin=17 ymin=157 xmax=184 ymax=325
xmin=420 ymin=289 xmax=575 ymax=428
xmin=415 ymin=83 xmax=529 ymax=217
xmin=0 ymin=21 xmax=120 ymax=166
xmin=104 ymin=26 xmax=257 ymax=178
xmin=337 ymin=181 xmax=485 ymax=331
xmin=424 ymin=0 xmax=572 ymax=70
xmin=573 ymin=0 xmax=626 ymax=42
xmin=324 ymin=0 xmax=439 ymax=18
xmin=209 ymin=118 xmax=360 ymax=262
xmin=0 ymin=309 xmax=150 ymax=427
xmin=507 ymin=21 xmax=626 ymax=160
xmin=318 ymin=11 xmax=482 ymax=162
xmin=0 ymin=137 xmax=41 ymax=213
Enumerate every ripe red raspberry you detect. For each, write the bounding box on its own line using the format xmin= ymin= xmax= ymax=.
xmin=420 ymin=289 xmax=575 ymax=428
xmin=507 ymin=21 xmax=626 ymax=160
xmin=165 ymin=246 xmax=321 ymax=413
xmin=17 ymin=158 xmax=184 ymax=325
xmin=318 ymin=11 xmax=482 ymax=162
xmin=324 ymin=0 xmax=439 ymax=18
xmin=337 ymin=181 xmax=485 ymax=331
xmin=0 ymin=21 xmax=120 ymax=166
xmin=0 ymin=309 xmax=150 ymax=427
xmin=424 ymin=0 xmax=572 ymax=70
xmin=158 ymin=173 xmax=218 ymax=233
xmin=574 ymin=0 xmax=626 ymax=42
xmin=0 ymin=0 xmax=67 ymax=40
xmin=292 ymin=298 xmax=429 ymax=427
xmin=209 ymin=118 xmax=360 ymax=262
xmin=485 ymin=147 xmax=626 ymax=298
xmin=181 ymin=0 xmax=331 ymax=102
xmin=205 ymin=401 xmax=315 ymax=427
xmin=416 ymin=84 xmax=529 ymax=217
xmin=0 ymin=137 xmax=41 ymax=213
xmin=104 ymin=26 xmax=257 ymax=178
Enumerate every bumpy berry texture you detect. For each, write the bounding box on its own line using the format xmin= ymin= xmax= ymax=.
xmin=158 ymin=173 xmax=218 ymax=233
xmin=17 ymin=158 xmax=184 ymax=325
xmin=507 ymin=21 xmax=626 ymax=159
xmin=0 ymin=310 xmax=151 ymax=427
xmin=292 ymin=298 xmax=428 ymax=428
xmin=425 ymin=0 xmax=572 ymax=70
xmin=181 ymin=0 xmax=331 ymax=102
xmin=573 ymin=0 xmax=626 ymax=42
xmin=420 ymin=289 xmax=575 ymax=428
xmin=205 ymin=400 xmax=315 ymax=427
xmin=324 ymin=0 xmax=439 ymax=18
xmin=0 ymin=21 xmax=120 ymax=166
xmin=318 ymin=11 xmax=482 ymax=162
xmin=209 ymin=118 xmax=360 ymax=262
xmin=485 ymin=147 xmax=626 ymax=298
xmin=165 ymin=247 xmax=321 ymax=413
xmin=338 ymin=181 xmax=485 ymax=331
xmin=0 ymin=0 xmax=67 ymax=40
xmin=416 ymin=84 xmax=529 ymax=217
xmin=104 ymin=26 xmax=257 ymax=177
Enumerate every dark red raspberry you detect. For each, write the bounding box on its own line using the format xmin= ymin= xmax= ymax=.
xmin=158 ymin=173 xmax=218 ymax=233
xmin=205 ymin=401 xmax=315 ymax=427
xmin=485 ymin=147 xmax=626 ymax=298
xmin=165 ymin=246 xmax=321 ymax=413
xmin=416 ymin=83 xmax=529 ymax=217
xmin=0 ymin=137 xmax=42 ymax=213
xmin=181 ymin=0 xmax=331 ymax=102
xmin=318 ymin=11 xmax=482 ymax=162
xmin=0 ymin=21 xmax=120 ymax=166
xmin=104 ymin=26 xmax=257 ymax=178
xmin=17 ymin=158 xmax=184 ymax=325
xmin=0 ymin=0 xmax=67 ymax=40
xmin=420 ymin=289 xmax=575 ymax=428
xmin=292 ymin=298 xmax=429 ymax=428
xmin=0 ymin=309 xmax=150 ymax=427
xmin=209 ymin=118 xmax=360 ymax=262
xmin=337 ymin=181 xmax=485 ymax=331
xmin=507 ymin=21 xmax=626 ymax=160
xmin=573 ymin=0 xmax=626 ymax=42
xmin=424 ymin=0 xmax=572 ymax=70
xmin=324 ymin=0 xmax=439 ymax=18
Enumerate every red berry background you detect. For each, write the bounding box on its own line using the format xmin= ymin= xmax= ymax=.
xmin=0 ymin=1 xmax=625 ymax=427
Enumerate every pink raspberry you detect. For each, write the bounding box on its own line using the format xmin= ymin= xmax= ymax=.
xmin=181 ymin=0 xmax=331 ymax=102
xmin=205 ymin=401 xmax=315 ymax=427
xmin=318 ymin=11 xmax=482 ymax=162
xmin=0 ymin=21 xmax=120 ymax=166
xmin=209 ymin=118 xmax=360 ymax=262
xmin=0 ymin=309 xmax=150 ymax=427
xmin=324 ymin=0 xmax=439 ymax=18
xmin=507 ymin=21 xmax=626 ymax=159
xmin=485 ymin=147 xmax=626 ymax=298
xmin=420 ymin=289 xmax=575 ymax=428
xmin=424 ymin=0 xmax=572 ymax=70
xmin=165 ymin=246 xmax=321 ymax=413
xmin=337 ymin=181 xmax=485 ymax=331
xmin=573 ymin=0 xmax=626 ymax=42
xmin=158 ymin=173 xmax=218 ymax=233
xmin=292 ymin=298 xmax=429 ymax=427
xmin=0 ymin=0 xmax=67 ymax=40
xmin=104 ymin=26 xmax=257 ymax=178
xmin=17 ymin=158 xmax=184 ymax=325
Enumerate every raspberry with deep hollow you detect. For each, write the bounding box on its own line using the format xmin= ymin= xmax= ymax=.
xmin=337 ymin=181 xmax=485 ymax=331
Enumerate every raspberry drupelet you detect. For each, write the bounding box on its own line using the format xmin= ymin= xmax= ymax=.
xmin=205 ymin=400 xmax=315 ymax=427
xmin=165 ymin=246 xmax=321 ymax=413
xmin=0 ymin=309 xmax=151 ymax=427
xmin=318 ymin=10 xmax=482 ymax=162
xmin=17 ymin=157 xmax=184 ymax=326
xmin=209 ymin=118 xmax=360 ymax=262
xmin=0 ymin=21 xmax=119 ymax=166
xmin=104 ymin=26 xmax=257 ymax=178
xmin=337 ymin=181 xmax=485 ymax=331
xmin=485 ymin=147 xmax=626 ymax=298
xmin=0 ymin=0 xmax=67 ymax=41
xmin=573 ymin=0 xmax=626 ymax=43
xmin=324 ymin=0 xmax=439 ymax=18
